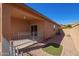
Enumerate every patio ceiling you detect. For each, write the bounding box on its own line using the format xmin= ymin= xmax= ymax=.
xmin=11 ymin=7 xmax=44 ymax=21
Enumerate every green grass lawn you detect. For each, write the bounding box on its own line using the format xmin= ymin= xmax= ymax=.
xmin=42 ymin=43 xmax=63 ymax=56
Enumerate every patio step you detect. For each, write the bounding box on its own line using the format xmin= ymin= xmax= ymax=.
xmin=13 ymin=39 xmax=37 ymax=49
xmin=16 ymin=41 xmax=37 ymax=49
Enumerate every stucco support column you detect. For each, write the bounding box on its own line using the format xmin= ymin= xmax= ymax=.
xmin=0 ymin=3 xmax=2 ymax=56
xmin=2 ymin=4 xmax=12 ymax=39
xmin=2 ymin=4 xmax=12 ymax=56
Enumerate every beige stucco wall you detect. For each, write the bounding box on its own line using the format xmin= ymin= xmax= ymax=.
xmin=11 ymin=18 xmax=29 ymax=33
xmin=0 ymin=3 xmax=2 ymax=42
xmin=43 ymin=20 xmax=59 ymax=39
xmin=10 ymin=18 xmax=29 ymax=39
xmin=0 ymin=3 xmax=2 ymax=55
xmin=2 ymin=4 xmax=12 ymax=39
xmin=2 ymin=4 xmax=60 ymax=41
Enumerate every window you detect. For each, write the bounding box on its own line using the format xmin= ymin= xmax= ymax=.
xmin=53 ymin=24 xmax=56 ymax=31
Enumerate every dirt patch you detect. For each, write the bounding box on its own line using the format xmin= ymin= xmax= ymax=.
xmin=61 ymin=29 xmax=79 ymax=56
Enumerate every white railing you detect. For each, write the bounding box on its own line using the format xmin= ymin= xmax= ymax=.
xmin=12 ymin=32 xmax=42 ymax=40
xmin=9 ymin=32 xmax=43 ymax=56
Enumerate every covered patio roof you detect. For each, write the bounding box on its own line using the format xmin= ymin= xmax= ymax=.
xmin=4 ymin=3 xmax=61 ymax=27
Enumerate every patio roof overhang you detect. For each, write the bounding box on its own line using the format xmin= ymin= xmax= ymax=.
xmin=3 ymin=3 xmax=61 ymax=27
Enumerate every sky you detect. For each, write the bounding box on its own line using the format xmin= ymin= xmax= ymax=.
xmin=25 ymin=3 xmax=79 ymax=25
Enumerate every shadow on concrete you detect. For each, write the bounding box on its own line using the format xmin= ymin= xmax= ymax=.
xmin=19 ymin=45 xmax=44 ymax=53
xmin=43 ymin=43 xmax=60 ymax=48
xmin=45 ymin=30 xmax=65 ymax=48
xmin=38 ymin=29 xmax=65 ymax=48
